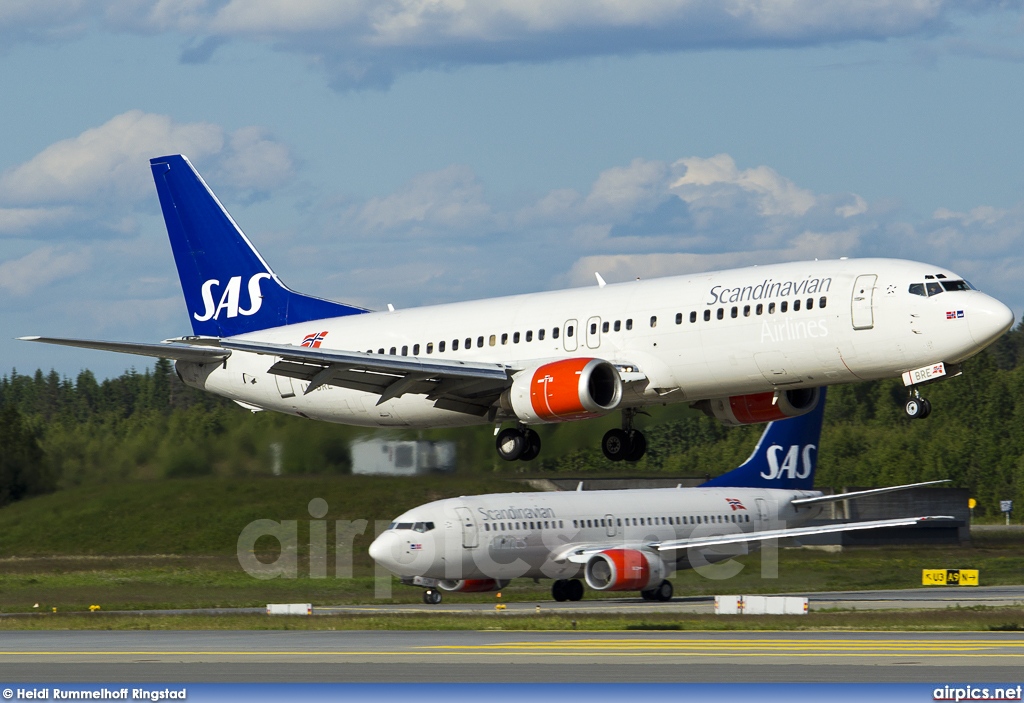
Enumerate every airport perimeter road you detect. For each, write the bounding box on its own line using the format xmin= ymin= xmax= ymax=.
xmin=0 ymin=631 xmax=1022 ymax=683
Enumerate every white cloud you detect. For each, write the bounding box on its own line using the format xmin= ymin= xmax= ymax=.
xmin=0 ymin=111 xmax=294 ymax=237
xmin=1 ymin=1 xmax=1009 ymax=88
xmin=0 ymin=111 xmax=224 ymax=206
xmin=0 ymin=245 xmax=91 ymax=296
xmin=670 ymin=154 xmax=817 ymax=217
xmin=350 ymin=165 xmax=492 ymax=233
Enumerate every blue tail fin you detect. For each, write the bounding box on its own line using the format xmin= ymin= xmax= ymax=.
xmin=701 ymin=389 xmax=826 ymax=490
xmin=150 ymin=155 xmax=367 ymax=337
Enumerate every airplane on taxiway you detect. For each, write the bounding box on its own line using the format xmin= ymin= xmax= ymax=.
xmin=22 ymin=155 xmax=1014 ymax=462
xmin=368 ymin=390 xmax=952 ymax=604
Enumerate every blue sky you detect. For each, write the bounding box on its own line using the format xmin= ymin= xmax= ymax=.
xmin=1 ymin=1 xmax=1023 ymax=380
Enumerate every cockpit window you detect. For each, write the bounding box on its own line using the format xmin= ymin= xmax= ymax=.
xmin=941 ymin=279 xmax=971 ymax=292
xmin=413 ymin=522 xmax=435 ymax=532
xmin=395 ymin=522 xmax=414 ymax=530
xmin=910 ymin=279 xmax=973 ymax=297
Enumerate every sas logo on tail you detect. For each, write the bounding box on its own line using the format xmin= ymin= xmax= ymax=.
xmin=194 ymin=273 xmax=271 ymax=322
xmin=302 ymin=331 xmax=328 ymax=348
xmin=760 ymin=444 xmax=816 ymax=480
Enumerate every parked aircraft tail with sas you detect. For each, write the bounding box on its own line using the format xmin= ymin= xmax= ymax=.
xmin=21 ymin=155 xmax=1015 ymax=461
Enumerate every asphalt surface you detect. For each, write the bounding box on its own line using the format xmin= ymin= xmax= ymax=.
xmin=1 ymin=585 xmax=1021 ymax=683
xmin=0 ymin=630 xmax=1022 ymax=683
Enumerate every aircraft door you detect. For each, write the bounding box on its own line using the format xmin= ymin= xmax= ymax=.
xmin=563 ymin=319 xmax=578 ymax=352
xmin=755 ymin=498 xmax=770 ymax=528
xmin=851 ymin=274 xmax=877 ymax=330
xmin=454 ymin=506 xmax=478 ymax=549
xmin=604 ymin=514 xmax=617 ymax=538
xmin=586 ymin=316 xmax=602 ymax=349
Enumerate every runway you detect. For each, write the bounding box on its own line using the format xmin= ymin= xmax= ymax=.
xmin=317 ymin=584 xmax=1024 ymax=615
xmin=0 ymin=630 xmax=1022 ymax=683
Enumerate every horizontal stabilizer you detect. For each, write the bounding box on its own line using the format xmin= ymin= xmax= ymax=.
xmin=19 ymin=336 xmax=230 ymax=364
xmin=790 ymin=480 xmax=951 ymax=507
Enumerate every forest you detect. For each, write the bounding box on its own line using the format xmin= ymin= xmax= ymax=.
xmin=2 ymin=325 xmax=1024 ymax=518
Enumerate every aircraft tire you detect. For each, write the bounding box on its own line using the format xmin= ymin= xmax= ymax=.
xmin=919 ymin=399 xmax=932 ymax=419
xmin=601 ymin=429 xmax=630 ymax=461
xmin=566 ymin=579 xmax=585 ymax=601
xmin=552 ymin=579 xmax=569 ymax=602
xmin=905 ymin=398 xmax=927 ymax=419
xmin=624 ymin=430 xmax=647 ymax=462
xmin=423 ymin=588 xmax=442 ymax=605
xmin=519 ymin=429 xmax=542 ymax=461
xmin=653 ymin=580 xmax=673 ymax=602
xmin=496 ymin=428 xmax=526 ymax=461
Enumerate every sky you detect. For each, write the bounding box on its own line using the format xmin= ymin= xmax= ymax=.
xmin=1 ymin=0 xmax=1023 ymax=380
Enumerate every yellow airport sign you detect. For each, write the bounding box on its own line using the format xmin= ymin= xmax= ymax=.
xmin=922 ymin=569 xmax=979 ymax=586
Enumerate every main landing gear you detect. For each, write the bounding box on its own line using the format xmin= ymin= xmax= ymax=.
xmin=640 ymin=580 xmax=674 ymax=602
xmin=552 ymin=578 xmax=585 ymax=602
xmin=601 ymin=408 xmax=647 ymax=462
xmin=496 ymin=426 xmax=542 ymax=462
xmin=904 ymin=391 xmax=932 ymax=420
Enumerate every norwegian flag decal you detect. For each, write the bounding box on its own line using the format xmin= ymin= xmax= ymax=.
xmin=946 ymin=310 xmax=964 ymax=320
xmin=302 ymin=330 xmax=328 ymax=348
xmin=726 ymin=498 xmax=746 ymax=511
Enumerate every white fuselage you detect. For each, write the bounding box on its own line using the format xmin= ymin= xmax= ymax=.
xmin=175 ymin=257 xmax=1013 ymax=428
xmin=369 ymin=487 xmax=824 ymax=582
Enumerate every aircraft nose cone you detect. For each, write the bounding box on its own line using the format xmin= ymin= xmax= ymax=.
xmin=968 ymin=296 xmax=1015 ymax=347
xmin=368 ymin=532 xmax=396 ymax=567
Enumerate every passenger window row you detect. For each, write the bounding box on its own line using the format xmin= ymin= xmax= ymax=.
xmin=673 ymin=296 xmax=829 ymax=325
xmin=364 ymin=295 xmax=832 ymax=357
xmin=365 ymin=319 xmax=636 ymax=356
xmin=483 ymin=520 xmax=565 ymax=532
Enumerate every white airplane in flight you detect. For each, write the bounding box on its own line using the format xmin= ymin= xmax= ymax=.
xmin=22 ymin=155 xmax=1013 ymax=461
xmin=369 ymin=390 xmax=952 ymax=604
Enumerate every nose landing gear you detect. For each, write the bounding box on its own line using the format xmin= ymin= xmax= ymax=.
xmin=423 ymin=588 xmax=442 ymax=604
xmin=904 ymin=392 xmax=932 ymax=420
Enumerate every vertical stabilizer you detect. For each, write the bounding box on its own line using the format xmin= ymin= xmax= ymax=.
xmin=701 ymin=389 xmax=826 ymax=490
xmin=150 ymin=154 xmax=367 ymax=337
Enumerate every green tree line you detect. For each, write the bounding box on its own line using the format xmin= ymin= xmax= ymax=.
xmin=2 ymin=326 xmax=1024 ymax=516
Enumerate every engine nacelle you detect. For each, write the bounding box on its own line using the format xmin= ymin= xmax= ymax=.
xmin=438 ymin=579 xmax=509 ymax=593
xmin=700 ymin=387 xmax=821 ymax=427
xmin=584 ymin=549 xmax=666 ymax=592
xmin=500 ymin=358 xmax=622 ymax=423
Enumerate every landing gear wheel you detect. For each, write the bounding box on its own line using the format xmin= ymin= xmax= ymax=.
xmin=918 ymin=398 xmax=932 ymax=419
xmin=519 ymin=428 xmax=542 ymax=462
xmin=905 ymin=397 xmax=929 ymax=419
xmin=565 ymin=578 xmax=584 ymax=602
xmin=423 ymin=588 xmax=442 ymax=605
xmin=624 ymin=430 xmax=647 ymax=462
xmin=602 ymin=428 xmax=630 ymax=462
xmin=496 ymin=428 xmax=526 ymax=461
xmin=640 ymin=589 xmax=654 ymax=601
xmin=552 ymin=579 xmax=569 ymax=602
xmin=652 ymin=580 xmax=673 ymax=602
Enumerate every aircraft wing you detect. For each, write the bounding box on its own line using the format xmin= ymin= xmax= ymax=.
xmin=19 ymin=336 xmax=230 ymax=364
xmin=220 ymin=338 xmax=513 ymax=416
xmin=558 ymin=515 xmax=953 ymax=563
